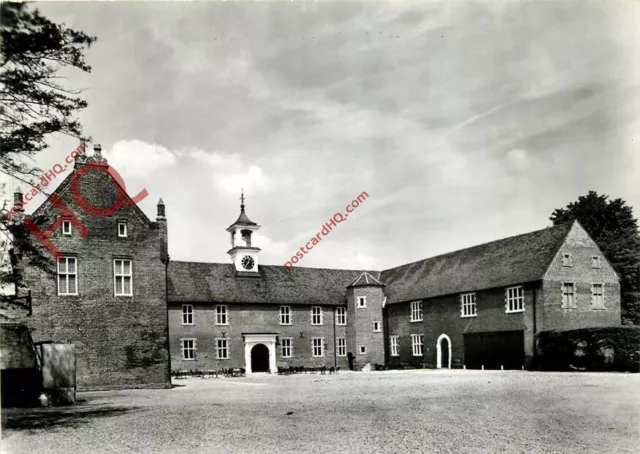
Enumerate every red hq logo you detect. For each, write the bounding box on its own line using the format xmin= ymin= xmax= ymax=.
xmin=11 ymin=144 xmax=149 ymax=260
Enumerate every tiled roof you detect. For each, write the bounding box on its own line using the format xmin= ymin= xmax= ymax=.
xmin=348 ymin=271 xmax=384 ymax=287
xmin=168 ymin=223 xmax=574 ymax=306
xmin=31 ymin=161 xmax=153 ymax=227
xmin=380 ymin=222 xmax=574 ymax=305
xmin=168 ymin=262 xmax=365 ymax=305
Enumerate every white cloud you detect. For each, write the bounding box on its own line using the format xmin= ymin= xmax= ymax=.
xmin=106 ymin=140 xmax=176 ymax=178
xmin=186 ymin=149 xmax=242 ymax=168
xmin=181 ymin=148 xmax=277 ymax=195
xmin=506 ymin=149 xmax=529 ymax=173
xmin=217 ymin=165 xmax=271 ymax=196
xmin=255 ymin=233 xmax=289 ymax=259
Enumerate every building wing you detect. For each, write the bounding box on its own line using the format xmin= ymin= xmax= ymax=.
xmin=380 ymin=222 xmax=574 ymax=304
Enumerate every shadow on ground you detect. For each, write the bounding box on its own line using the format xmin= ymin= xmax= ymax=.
xmin=1 ymin=404 xmax=140 ymax=434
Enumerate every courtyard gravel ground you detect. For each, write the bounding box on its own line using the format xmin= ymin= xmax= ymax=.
xmin=1 ymin=370 xmax=638 ymax=453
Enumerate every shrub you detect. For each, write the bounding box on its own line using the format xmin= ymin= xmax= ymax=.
xmin=537 ymin=326 xmax=640 ymax=372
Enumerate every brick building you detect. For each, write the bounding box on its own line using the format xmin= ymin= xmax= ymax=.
xmin=11 ymin=147 xmax=171 ymax=390
xmin=12 ymin=145 xmax=621 ymax=388
xmin=169 ymin=195 xmax=620 ymax=374
xmin=381 ymin=221 xmax=620 ymax=370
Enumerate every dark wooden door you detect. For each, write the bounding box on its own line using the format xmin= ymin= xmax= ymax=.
xmin=251 ymin=344 xmax=270 ymax=372
xmin=441 ymin=337 xmax=450 ymax=368
xmin=464 ymin=331 xmax=524 ymax=370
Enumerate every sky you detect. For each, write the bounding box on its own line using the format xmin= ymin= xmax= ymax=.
xmin=3 ymin=0 xmax=640 ymax=271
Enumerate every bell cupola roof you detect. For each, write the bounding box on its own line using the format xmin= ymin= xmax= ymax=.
xmin=227 ymin=189 xmax=258 ymax=230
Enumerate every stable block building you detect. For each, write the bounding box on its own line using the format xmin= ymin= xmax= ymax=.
xmin=10 ymin=146 xmax=621 ymax=389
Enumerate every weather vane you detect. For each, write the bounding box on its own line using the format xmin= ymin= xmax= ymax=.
xmin=240 ymin=188 xmax=245 ymax=208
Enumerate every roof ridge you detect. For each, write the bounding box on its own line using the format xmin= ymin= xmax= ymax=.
xmin=348 ymin=270 xmax=385 ymax=287
xmin=169 ymin=260 xmax=375 ymax=273
xmin=381 ymin=222 xmax=573 ymax=273
xmin=31 ymin=163 xmax=153 ymax=226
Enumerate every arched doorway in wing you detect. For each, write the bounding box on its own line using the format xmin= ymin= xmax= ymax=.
xmin=436 ymin=333 xmax=452 ymax=369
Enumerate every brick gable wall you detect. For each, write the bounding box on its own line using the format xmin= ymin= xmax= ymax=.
xmin=17 ymin=165 xmax=170 ymax=391
xmin=540 ymin=222 xmax=621 ymax=330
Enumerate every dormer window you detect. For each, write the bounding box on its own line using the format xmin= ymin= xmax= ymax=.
xmin=592 ymin=256 xmax=602 ymax=268
xmin=118 ymin=221 xmax=128 ymax=238
xmin=62 ymin=220 xmax=71 ymax=236
xmin=562 ymin=253 xmax=573 ymax=267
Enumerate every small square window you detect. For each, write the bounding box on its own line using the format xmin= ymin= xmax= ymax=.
xmin=181 ymin=339 xmax=196 ymax=360
xmin=411 ymin=334 xmax=424 ymax=356
xmin=359 ymin=345 xmax=366 ymax=354
xmin=57 ymin=256 xmax=78 ymax=295
xmin=114 ymin=259 xmax=132 ymax=296
xmin=281 ymin=338 xmax=293 ymax=358
xmin=410 ymin=301 xmax=423 ymax=322
xmin=562 ymin=253 xmax=573 ymax=267
xmin=311 ymin=306 xmax=323 ymax=325
xmin=182 ymin=304 xmax=194 ymax=325
xmin=357 ymin=296 xmax=367 ymax=308
xmin=62 ymin=220 xmax=71 ymax=235
xmin=215 ymin=305 xmax=228 ymax=325
xmin=372 ymin=321 xmax=381 ymax=332
xmin=505 ymin=286 xmax=525 ymax=313
xmin=561 ymin=283 xmax=577 ymax=309
xmin=279 ymin=306 xmax=291 ymax=325
xmin=390 ymin=336 xmax=399 ymax=357
xmin=118 ymin=222 xmax=128 ymax=238
xmin=592 ymin=256 xmax=602 ymax=268
xmin=216 ymin=338 xmax=229 ymax=359
xmin=460 ymin=293 xmax=477 ymax=318
xmin=591 ymin=283 xmax=605 ymax=310
xmin=312 ymin=338 xmax=324 ymax=357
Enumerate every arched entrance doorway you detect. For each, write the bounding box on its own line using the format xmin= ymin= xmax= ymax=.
xmin=251 ymin=344 xmax=270 ymax=373
xmin=437 ymin=334 xmax=452 ymax=369
xmin=243 ymin=334 xmax=277 ymax=374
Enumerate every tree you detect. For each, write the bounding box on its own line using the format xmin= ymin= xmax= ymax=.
xmin=1 ymin=2 xmax=96 ymax=183
xmin=0 ymin=3 xmax=96 ymax=289
xmin=550 ymin=191 xmax=640 ymax=324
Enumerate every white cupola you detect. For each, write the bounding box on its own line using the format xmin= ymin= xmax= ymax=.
xmin=226 ymin=191 xmax=261 ymax=274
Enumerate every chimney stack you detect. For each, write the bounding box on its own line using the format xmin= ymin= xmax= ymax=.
xmin=157 ymin=198 xmax=166 ymax=220
xmin=13 ymin=187 xmax=24 ymax=212
xmin=156 ymin=198 xmax=168 ymax=263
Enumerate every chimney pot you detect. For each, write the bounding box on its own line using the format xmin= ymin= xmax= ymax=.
xmin=157 ymin=198 xmax=166 ymax=219
xmin=13 ymin=187 xmax=24 ymax=207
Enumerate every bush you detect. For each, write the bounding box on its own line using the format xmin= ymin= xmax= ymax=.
xmin=537 ymin=326 xmax=640 ymax=372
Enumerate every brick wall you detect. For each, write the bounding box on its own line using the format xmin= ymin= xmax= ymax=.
xmin=540 ymin=222 xmax=621 ymax=330
xmin=0 ymin=323 xmax=37 ymax=370
xmin=18 ymin=165 xmax=170 ymax=390
xmin=346 ymin=286 xmax=385 ymax=367
xmin=386 ymin=284 xmax=538 ymax=368
xmin=169 ymin=303 xmax=347 ymax=371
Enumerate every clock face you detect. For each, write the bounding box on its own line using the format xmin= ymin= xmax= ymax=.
xmin=241 ymin=255 xmax=255 ymax=270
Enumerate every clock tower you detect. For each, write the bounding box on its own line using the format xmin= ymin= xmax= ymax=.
xmin=226 ymin=191 xmax=261 ymax=275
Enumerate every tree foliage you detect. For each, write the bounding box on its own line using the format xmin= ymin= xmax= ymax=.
xmin=551 ymin=191 xmax=640 ymax=324
xmin=0 ymin=2 xmax=96 ymax=182
xmin=0 ymin=3 xmax=95 ymax=292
